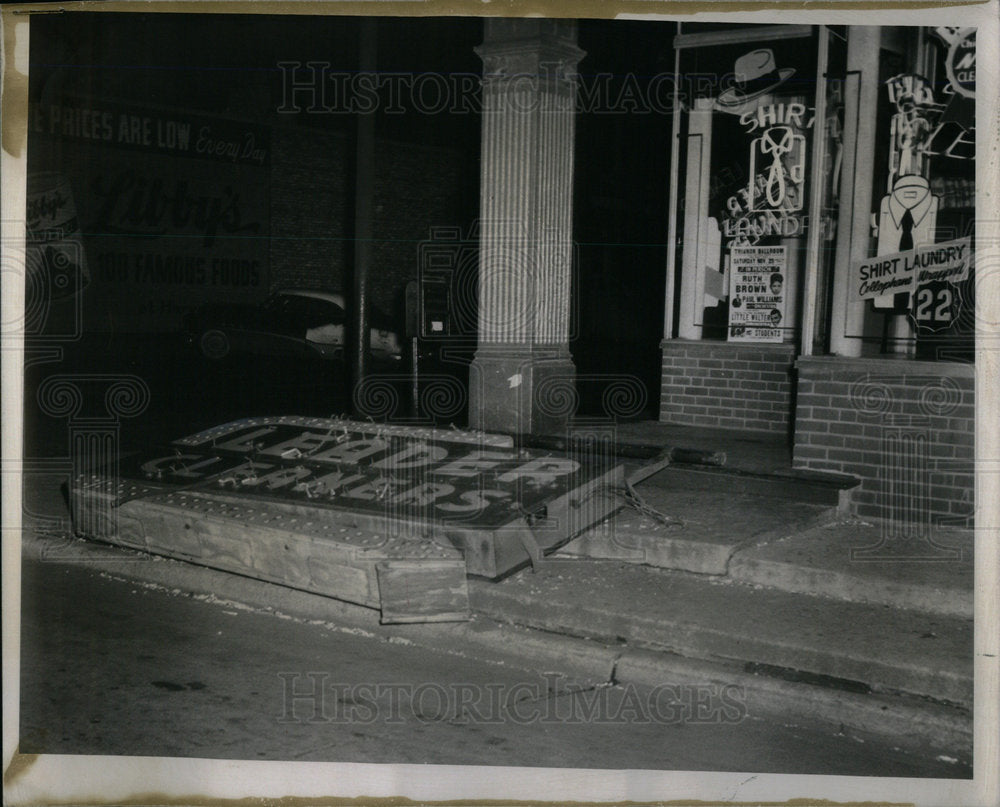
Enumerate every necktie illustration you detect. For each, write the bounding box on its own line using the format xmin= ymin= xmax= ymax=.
xmin=899 ymin=209 xmax=914 ymax=251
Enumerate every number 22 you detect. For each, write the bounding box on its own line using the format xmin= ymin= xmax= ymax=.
xmin=915 ymin=287 xmax=953 ymax=321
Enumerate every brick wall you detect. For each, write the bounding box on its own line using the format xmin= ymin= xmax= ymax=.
xmin=269 ymin=126 xmax=466 ymax=316
xmin=370 ymin=139 xmax=467 ymax=316
xmin=659 ymin=340 xmax=797 ymax=434
xmin=793 ymin=357 xmax=974 ymax=525
xmin=269 ymin=127 xmax=350 ymax=294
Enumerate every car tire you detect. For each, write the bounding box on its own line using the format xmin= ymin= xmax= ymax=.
xmin=200 ymin=329 xmax=230 ymax=360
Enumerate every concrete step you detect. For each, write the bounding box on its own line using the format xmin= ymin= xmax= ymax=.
xmin=560 ymin=461 xmax=838 ymax=576
xmin=728 ymin=519 xmax=974 ymax=619
xmin=644 ymin=463 xmax=860 ymax=507
xmin=557 ymin=488 xmax=834 ymax=575
xmin=561 ymin=465 xmax=970 ymax=618
xmin=469 ymin=558 xmax=973 ymax=708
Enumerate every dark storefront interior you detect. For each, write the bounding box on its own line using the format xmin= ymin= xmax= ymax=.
xmin=26 ymin=12 xmax=674 ymax=455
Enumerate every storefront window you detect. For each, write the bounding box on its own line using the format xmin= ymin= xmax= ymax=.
xmin=670 ymin=25 xmax=843 ymax=346
xmin=918 ymin=27 xmax=975 ymax=361
xmin=666 ymin=24 xmax=974 ymax=363
xmin=845 ymin=27 xmax=976 ymax=360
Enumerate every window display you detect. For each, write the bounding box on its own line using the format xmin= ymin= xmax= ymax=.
xmin=666 ymin=23 xmax=974 ymax=360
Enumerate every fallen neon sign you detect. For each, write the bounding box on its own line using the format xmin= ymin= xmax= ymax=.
xmin=125 ymin=416 xmax=620 ymax=530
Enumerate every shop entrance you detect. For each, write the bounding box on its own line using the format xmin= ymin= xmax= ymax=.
xmin=570 ymin=20 xmax=672 ymax=421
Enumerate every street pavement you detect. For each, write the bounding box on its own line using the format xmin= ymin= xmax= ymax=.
xmin=17 ymin=553 xmax=970 ymax=776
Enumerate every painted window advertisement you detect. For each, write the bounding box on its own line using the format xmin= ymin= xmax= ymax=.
xmin=715 ymin=42 xmax=811 ymax=344
xmin=716 ymin=50 xmax=809 ymax=247
xmin=27 ymin=97 xmax=271 ymax=333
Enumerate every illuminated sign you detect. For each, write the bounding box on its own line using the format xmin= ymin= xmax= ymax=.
xmin=106 ymin=416 xmax=621 ymax=565
xmin=748 ymin=125 xmax=806 ymax=211
xmin=132 ymin=417 xmax=600 ymax=524
xmin=883 ymin=71 xmax=973 ymax=180
xmin=936 ymin=27 xmax=976 ymax=99
xmin=73 ymin=417 xmax=623 ymax=617
xmin=884 ymin=73 xmax=945 ymax=183
xmin=722 ymin=102 xmax=808 ymax=247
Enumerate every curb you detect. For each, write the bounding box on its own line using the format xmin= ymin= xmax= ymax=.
xmin=21 ymin=531 xmax=620 ymax=686
xmin=615 ymin=648 xmax=971 ymax=755
xmin=20 ymin=529 xmax=972 ymax=758
xmin=469 ymin=572 xmax=973 ymax=708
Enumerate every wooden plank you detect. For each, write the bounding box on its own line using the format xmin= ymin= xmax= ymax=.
xmin=376 ymin=561 xmax=470 ymax=624
xmin=116 ymin=495 xmax=383 ymax=608
xmin=306 ymin=555 xmax=378 ymax=608
xmin=446 ymin=518 xmax=536 ymax=580
xmin=625 ymin=454 xmax=673 ymax=486
xmin=94 ymin=488 xmax=474 ymax=611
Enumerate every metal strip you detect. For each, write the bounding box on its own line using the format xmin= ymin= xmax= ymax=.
xmin=663 ymin=42 xmax=682 ymax=341
xmin=674 ymin=25 xmax=813 ymax=50
xmin=800 ymin=26 xmax=831 ymax=356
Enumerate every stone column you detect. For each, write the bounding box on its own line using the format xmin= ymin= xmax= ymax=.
xmin=468 ymin=19 xmax=584 ymax=436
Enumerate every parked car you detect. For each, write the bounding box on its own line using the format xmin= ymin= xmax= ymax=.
xmin=184 ymin=289 xmax=402 ymax=363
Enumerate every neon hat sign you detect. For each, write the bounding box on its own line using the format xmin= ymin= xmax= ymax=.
xmin=718 ymin=49 xmax=796 ymax=107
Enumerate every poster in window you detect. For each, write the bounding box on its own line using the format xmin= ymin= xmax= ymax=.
xmin=727 ymin=245 xmax=786 ymax=342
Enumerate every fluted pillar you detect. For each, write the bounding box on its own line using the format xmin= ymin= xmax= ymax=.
xmin=469 ymin=19 xmax=584 ymax=436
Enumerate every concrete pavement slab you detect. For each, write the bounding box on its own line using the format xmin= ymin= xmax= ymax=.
xmin=558 ymin=482 xmax=834 ymax=574
xmin=728 ymin=519 xmax=974 ymax=618
xmin=614 ymin=648 xmax=971 ymax=755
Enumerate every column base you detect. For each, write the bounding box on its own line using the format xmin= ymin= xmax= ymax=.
xmin=469 ymin=346 xmax=576 ymax=436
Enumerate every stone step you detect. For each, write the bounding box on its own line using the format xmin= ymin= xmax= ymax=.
xmin=728 ymin=519 xmax=974 ymax=619
xmin=557 ymin=490 xmax=834 ymax=575
xmin=562 ymin=470 xmax=972 ymax=617
xmin=651 ymin=463 xmax=860 ymax=507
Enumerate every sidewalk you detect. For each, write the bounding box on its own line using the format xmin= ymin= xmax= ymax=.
xmin=16 ymin=419 xmax=976 ymax=755
xmin=552 ymin=421 xmax=973 ymax=707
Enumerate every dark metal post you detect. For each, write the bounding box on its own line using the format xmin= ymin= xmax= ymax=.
xmin=351 ymin=18 xmax=376 ymax=413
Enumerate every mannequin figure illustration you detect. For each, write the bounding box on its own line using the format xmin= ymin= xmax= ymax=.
xmin=873 ymin=174 xmax=939 ymax=310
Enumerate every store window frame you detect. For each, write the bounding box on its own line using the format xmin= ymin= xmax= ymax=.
xmin=664 ymin=24 xmax=842 ymax=354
